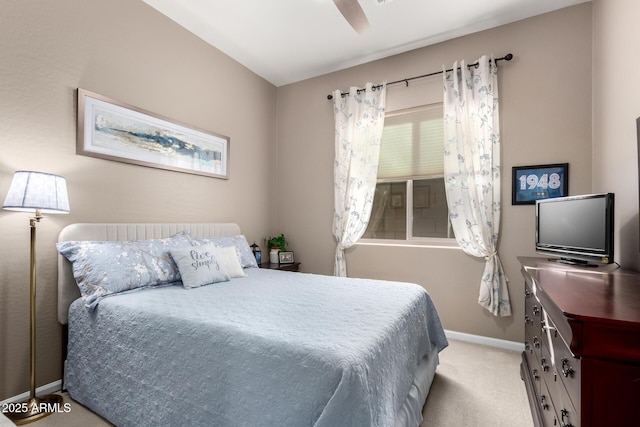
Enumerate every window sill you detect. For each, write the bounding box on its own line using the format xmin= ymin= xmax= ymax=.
xmin=356 ymin=239 xmax=461 ymax=250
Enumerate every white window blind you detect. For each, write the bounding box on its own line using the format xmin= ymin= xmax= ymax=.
xmin=377 ymin=103 xmax=444 ymax=180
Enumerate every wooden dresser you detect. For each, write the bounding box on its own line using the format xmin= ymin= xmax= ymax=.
xmin=519 ymin=257 xmax=640 ymax=427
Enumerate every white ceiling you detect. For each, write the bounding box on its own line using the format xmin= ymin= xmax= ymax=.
xmin=142 ymin=0 xmax=589 ymax=87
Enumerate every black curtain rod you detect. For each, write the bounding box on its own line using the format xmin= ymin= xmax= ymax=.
xmin=327 ymin=53 xmax=513 ymax=100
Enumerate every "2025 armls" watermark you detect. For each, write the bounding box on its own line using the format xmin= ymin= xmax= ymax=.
xmin=2 ymin=401 xmax=72 ymax=414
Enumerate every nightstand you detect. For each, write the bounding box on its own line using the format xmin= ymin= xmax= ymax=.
xmin=259 ymin=262 xmax=300 ymax=272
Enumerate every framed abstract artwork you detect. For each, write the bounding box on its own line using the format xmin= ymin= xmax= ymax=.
xmin=512 ymin=163 xmax=568 ymax=205
xmin=77 ymin=89 xmax=229 ymax=179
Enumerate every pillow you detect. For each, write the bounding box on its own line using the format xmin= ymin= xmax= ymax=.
xmin=192 ymin=235 xmax=258 ymax=268
xmin=214 ymin=246 xmax=246 ymax=278
xmin=56 ymin=231 xmax=192 ymax=310
xmin=170 ymin=243 xmax=230 ymax=289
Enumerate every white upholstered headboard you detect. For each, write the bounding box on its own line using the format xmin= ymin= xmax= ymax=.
xmin=57 ymin=222 xmax=242 ymax=324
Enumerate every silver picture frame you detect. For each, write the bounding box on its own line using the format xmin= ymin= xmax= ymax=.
xmin=278 ymin=251 xmax=294 ymax=264
xmin=77 ymin=88 xmax=230 ymax=179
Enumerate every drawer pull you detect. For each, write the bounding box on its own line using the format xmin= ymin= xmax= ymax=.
xmin=560 ymin=408 xmax=573 ymax=427
xmin=533 ymin=305 xmax=541 ymax=316
xmin=541 ymin=358 xmax=550 ymax=372
xmin=533 ymin=369 xmax=540 ymax=381
xmin=533 ymin=337 xmax=540 ymax=348
xmin=561 ymin=357 xmax=574 ymax=378
xmin=525 ymin=315 xmax=533 ymax=325
xmin=540 ymin=394 xmax=549 ymax=410
xmin=542 ymin=322 xmax=556 ymax=334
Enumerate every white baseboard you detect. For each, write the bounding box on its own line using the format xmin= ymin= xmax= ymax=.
xmin=445 ymin=329 xmax=524 ymax=352
xmin=0 ymin=379 xmax=63 ymax=406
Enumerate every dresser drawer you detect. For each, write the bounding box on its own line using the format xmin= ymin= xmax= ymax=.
xmin=525 ymin=352 xmax=543 ymax=396
xmin=550 ymin=379 xmax=579 ymax=427
xmin=524 ymin=330 xmax=538 ymax=363
xmin=548 ymin=317 xmax=581 ymax=411
xmin=525 ymin=284 xmax=543 ymax=361
xmin=539 ymin=334 xmax=555 ymax=389
xmin=539 ymin=379 xmax=557 ymax=427
xmin=525 ymin=285 xmax=542 ymax=326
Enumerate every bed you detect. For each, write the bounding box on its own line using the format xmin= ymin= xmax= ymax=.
xmin=57 ymin=223 xmax=448 ymax=427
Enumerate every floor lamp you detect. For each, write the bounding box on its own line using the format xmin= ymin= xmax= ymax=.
xmin=3 ymin=170 xmax=70 ymax=425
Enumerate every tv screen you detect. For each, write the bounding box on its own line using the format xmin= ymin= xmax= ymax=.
xmin=535 ymin=193 xmax=614 ymax=265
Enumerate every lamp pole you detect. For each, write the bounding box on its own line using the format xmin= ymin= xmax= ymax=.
xmin=7 ymin=211 xmax=64 ymax=425
xmin=3 ymin=171 xmax=69 ymax=425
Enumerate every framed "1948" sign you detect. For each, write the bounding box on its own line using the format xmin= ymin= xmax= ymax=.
xmin=512 ymin=163 xmax=568 ymax=205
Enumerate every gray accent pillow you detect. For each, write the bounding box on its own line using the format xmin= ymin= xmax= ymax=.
xmin=170 ymin=243 xmax=230 ymax=289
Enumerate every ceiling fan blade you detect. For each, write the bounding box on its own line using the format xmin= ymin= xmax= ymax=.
xmin=333 ymin=0 xmax=370 ymax=33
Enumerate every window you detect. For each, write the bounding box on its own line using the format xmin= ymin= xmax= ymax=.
xmin=363 ymin=104 xmax=455 ymax=242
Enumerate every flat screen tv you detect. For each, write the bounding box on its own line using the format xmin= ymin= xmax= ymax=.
xmin=535 ymin=193 xmax=615 ymax=266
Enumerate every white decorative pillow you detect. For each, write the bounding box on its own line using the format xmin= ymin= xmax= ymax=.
xmin=56 ymin=231 xmax=193 ymax=310
xmin=214 ymin=246 xmax=246 ymax=278
xmin=170 ymin=244 xmax=230 ymax=289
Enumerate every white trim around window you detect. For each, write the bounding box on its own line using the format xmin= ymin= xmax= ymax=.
xmin=355 ymin=238 xmax=461 ymax=249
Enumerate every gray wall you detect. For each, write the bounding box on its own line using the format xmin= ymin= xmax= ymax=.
xmin=275 ymin=4 xmax=593 ymax=343
xmin=0 ymin=0 xmax=276 ymax=400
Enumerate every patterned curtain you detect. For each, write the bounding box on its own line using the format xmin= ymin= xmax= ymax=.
xmin=332 ymin=82 xmax=386 ymax=277
xmin=443 ymin=56 xmax=511 ymax=316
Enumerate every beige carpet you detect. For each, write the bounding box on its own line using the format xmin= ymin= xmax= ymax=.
xmin=421 ymin=339 xmax=533 ymax=426
xmin=3 ymin=339 xmax=533 ymax=426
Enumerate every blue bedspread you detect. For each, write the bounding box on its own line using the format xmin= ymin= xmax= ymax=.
xmin=66 ymin=268 xmax=447 ymax=426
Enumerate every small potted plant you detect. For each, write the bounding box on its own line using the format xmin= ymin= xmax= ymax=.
xmin=266 ymin=234 xmax=287 ymax=263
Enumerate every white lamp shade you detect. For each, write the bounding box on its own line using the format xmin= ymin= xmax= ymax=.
xmin=3 ymin=171 xmax=70 ymax=214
